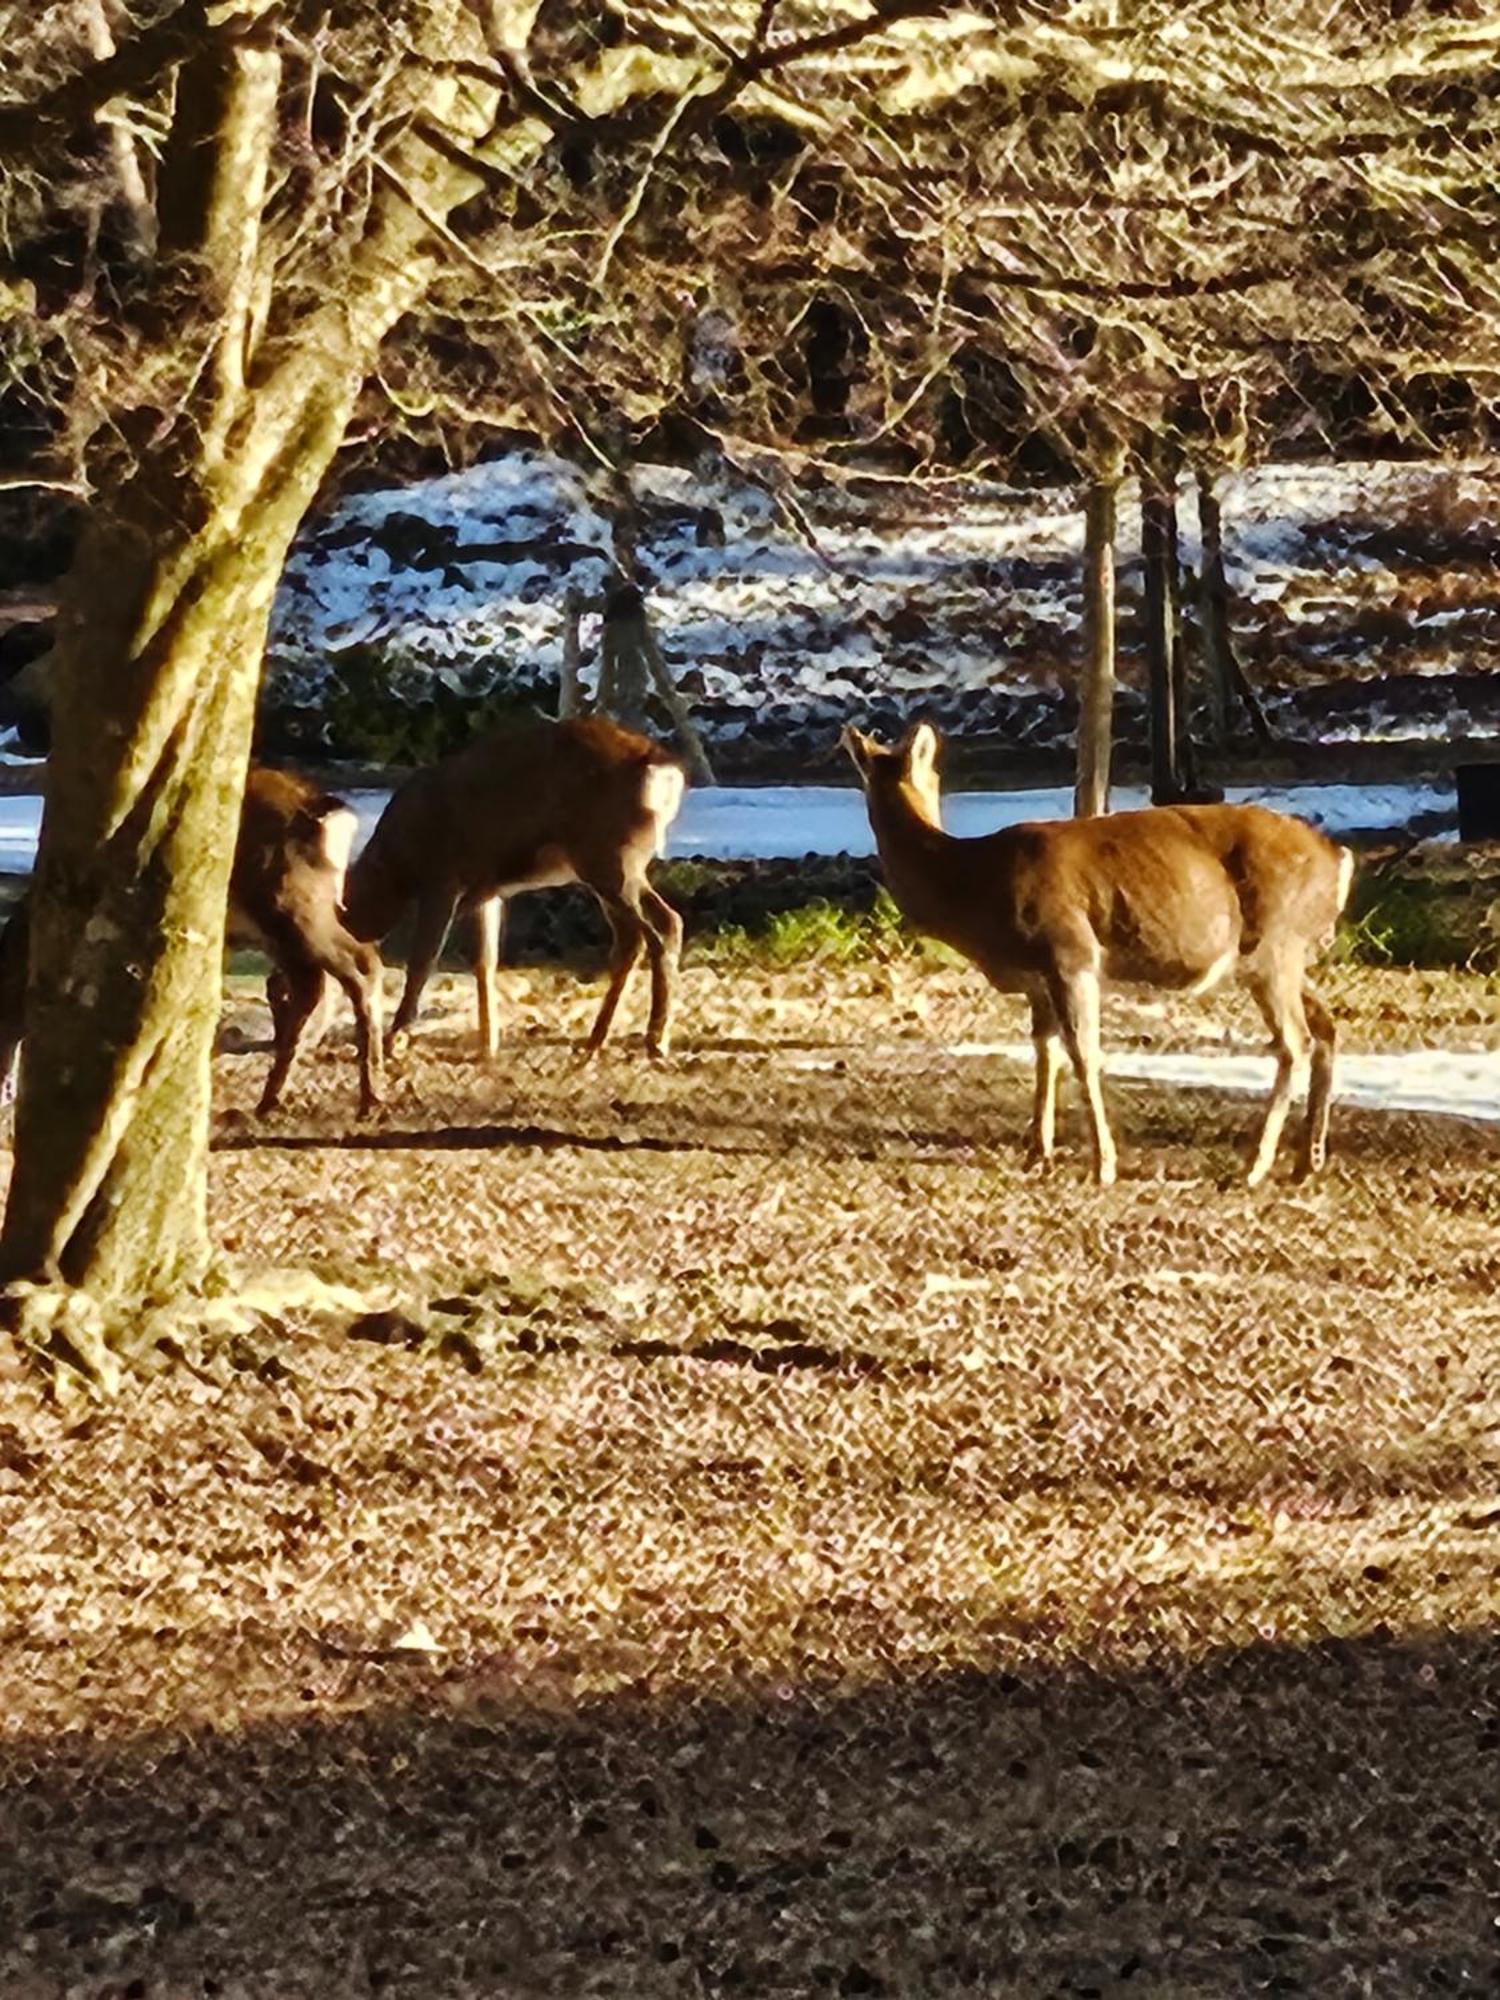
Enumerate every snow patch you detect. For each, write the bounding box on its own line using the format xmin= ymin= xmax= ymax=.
xmin=791 ymin=1042 xmax=1500 ymax=1125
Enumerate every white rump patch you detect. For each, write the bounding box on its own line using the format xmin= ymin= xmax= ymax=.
xmin=643 ymin=763 xmax=687 ymax=855
xmin=1183 ymin=948 xmax=1238 ymax=999
xmin=320 ymin=806 xmax=359 ymax=895
xmin=1336 ymin=845 xmax=1355 ymax=915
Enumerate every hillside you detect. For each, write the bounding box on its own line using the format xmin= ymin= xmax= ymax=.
xmin=260 ymin=453 xmax=1500 ymax=779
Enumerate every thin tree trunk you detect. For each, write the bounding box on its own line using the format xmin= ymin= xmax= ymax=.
xmin=1074 ymin=456 xmax=1121 ymax=818
xmin=1165 ymin=485 xmax=1201 ymax=794
xmin=599 ymin=460 xmax=714 ymax=782
xmin=638 ymin=616 xmax=715 ymax=787
xmin=601 ymin=582 xmax=651 ymax=734
xmin=558 ymin=585 xmax=584 ymax=718
xmin=1141 ymin=469 xmax=1181 ymax=803
xmin=1196 ymin=472 xmax=1233 ymax=751
xmin=1197 ymin=469 xmax=1274 ymax=751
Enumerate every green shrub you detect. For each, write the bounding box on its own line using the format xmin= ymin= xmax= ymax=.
xmin=1337 ymin=875 xmax=1498 ymax=972
xmin=692 ymin=890 xmax=945 ymax=968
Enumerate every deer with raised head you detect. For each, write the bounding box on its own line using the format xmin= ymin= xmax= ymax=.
xmin=0 ymin=767 xmax=385 ymax=1119
xmin=843 ymin=722 xmax=1354 ymax=1186
xmin=341 ymin=714 xmax=686 ymax=1060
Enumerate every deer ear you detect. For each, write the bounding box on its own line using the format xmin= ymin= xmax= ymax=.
xmin=905 ymin=722 xmax=940 ymax=783
xmin=841 ymin=724 xmax=874 ymax=780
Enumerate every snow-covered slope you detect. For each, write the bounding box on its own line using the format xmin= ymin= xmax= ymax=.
xmin=266 ymin=452 xmax=1500 ymax=772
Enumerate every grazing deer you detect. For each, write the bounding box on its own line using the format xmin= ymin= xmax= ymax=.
xmin=342 ymin=714 xmax=686 ymax=1060
xmin=233 ymin=767 xmax=384 ymax=1116
xmin=843 ymin=722 xmax=1354 ymax=1186
xmin=0 ymin=768 xmax=385 ymax=1119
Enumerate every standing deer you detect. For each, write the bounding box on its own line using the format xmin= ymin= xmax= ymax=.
xmin=844 ymin=722 xmax=1353 ymax=1186
xmin=342 ymin=714 xmax=686 ymax=1059
xmin=0 ymin=767 xmax=384 ymax=1119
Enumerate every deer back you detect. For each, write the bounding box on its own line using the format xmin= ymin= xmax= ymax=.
xmin=346 ymin=714 xmax=684 ymax=930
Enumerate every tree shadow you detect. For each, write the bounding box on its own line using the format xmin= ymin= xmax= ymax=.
xmin=1 ymin=1631 xmax=1496 ymax=1996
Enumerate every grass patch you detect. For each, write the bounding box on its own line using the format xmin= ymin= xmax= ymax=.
xmin=1340 ymin=872 xmax=1500 ymax=972
xmin=692 ymin=889 xmax=934 ymax=968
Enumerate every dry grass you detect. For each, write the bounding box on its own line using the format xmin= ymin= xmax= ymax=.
xmin=0 ymin=958 xmax=1497 ymax=1996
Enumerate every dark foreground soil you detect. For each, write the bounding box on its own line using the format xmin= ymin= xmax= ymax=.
xmin=0 ymin=960 xmax=1497 ymax=1997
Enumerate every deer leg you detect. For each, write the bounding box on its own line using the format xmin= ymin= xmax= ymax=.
xmin=472 ymin=894 xmax=504 ymax=1061
xmin=256 ymin=959 xmax=324 ymax=1116
xmin=1245 ymin=953 xmax=1309 ymax=1188
xmin=318 ymin=933 xmax=385 ymax=1119
xmin=584 ymin=892 xmax=645 ymax=1056
xmin=1295 ymin=983 xmax=1338 ymax=1181
xmin=268 ymin=967 xmax=331 ymax=1053
xmin=637 ymin=882 xmax=683 ymax=1057
xmin=1048 ymin=965 xmax=1116 ymax=1187
xmin=1025 ymin=988 xmax=1063 ymax=1168
xmin=389 ymin=884 xmax=458 ymax=1048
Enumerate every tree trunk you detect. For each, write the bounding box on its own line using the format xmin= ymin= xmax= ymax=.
xmin=0 ymin=376 xmax=358 ymax=1302
xmin=601 ymin=582 xmax=652 ymax=734
xmin=1165 ymin=484 xmax=1201 ymax=794
xmin=598 ymin=461 xmax=714 ymax=782
xmin=1074 ymin=456 xmax=1121 ymax=818
xmin=639 ymin=617 xmax=715 ymax=787
xmin=558 ymin=585 xmax=584 ymax=718
xmin=1197 ymin=468 xmax=1274 ymax=751
xmin=1196 ymin=471 xmax=1233 ymax=751
xmin=0 ymin=24 xmax=488 ymax=1322
xmin=1141 ymin=468 xmax=1182 ymax=803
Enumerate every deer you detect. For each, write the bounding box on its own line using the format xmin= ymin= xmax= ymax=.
xmin=0 ymin=767 xmax=385 ymax=1120
xmin=340 ymin=713 xmax=686 ymax=1061
xmin=843 ymin=721 xmax=1354 ymax=1187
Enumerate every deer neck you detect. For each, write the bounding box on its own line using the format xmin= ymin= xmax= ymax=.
xmin=867 ymin=777 xmax=966 ymax=932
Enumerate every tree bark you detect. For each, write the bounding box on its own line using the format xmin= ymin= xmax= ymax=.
xmin=558 ymin=585 xmax=584 ymax=718
xmin=601 ymin=583 xmax=652 ymax=735
xmin=0 ymin=373 xmax=359 ymax=1300
xmin=1165 ymin=482 xmax=1201 ymax=794
xmin=1141 ymin=468 xmax=1181 ymax=803
xmin=1197 ymin=468 xmax=1274 ymax=751
xmin=1074 ymin=449 xmax=1121 ymax=818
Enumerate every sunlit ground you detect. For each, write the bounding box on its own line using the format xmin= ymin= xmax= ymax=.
xmin=1 ymin=958 xmax=1496 ymax=1994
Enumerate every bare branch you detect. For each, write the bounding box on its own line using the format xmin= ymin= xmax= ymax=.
xmin=0 ymin=0 xmax=213 ymax=161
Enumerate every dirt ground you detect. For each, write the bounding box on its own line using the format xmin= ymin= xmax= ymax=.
xmin=1 ymin=957 xmax=1497 ymax=1997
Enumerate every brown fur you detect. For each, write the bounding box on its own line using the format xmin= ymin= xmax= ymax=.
xmin=0 ymin=768 xmax=384 ymax=1120
xmin=233 ymin=767 xmax=384 ymax=1117
xmin=844 ymin=722 xmax=1353 ymax=1186
xmin=343 ymin=715 xmax=687 ymax=1059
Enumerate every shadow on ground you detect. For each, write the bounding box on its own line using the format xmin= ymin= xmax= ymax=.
xmin=2 ymin=1630 xmax=1496 ymax=1997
